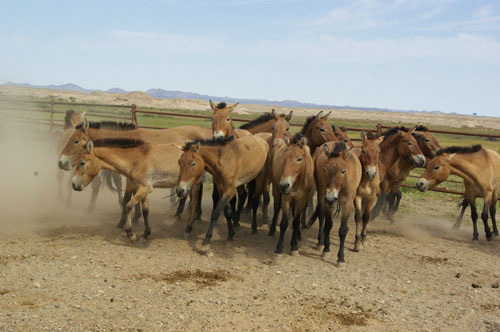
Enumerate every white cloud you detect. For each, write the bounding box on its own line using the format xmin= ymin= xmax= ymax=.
xmin=473 ymin=4 xmax=494 ymax=19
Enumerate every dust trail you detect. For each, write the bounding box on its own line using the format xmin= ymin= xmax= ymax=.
xmin=0 ymin=121 xmax=119 ymax=236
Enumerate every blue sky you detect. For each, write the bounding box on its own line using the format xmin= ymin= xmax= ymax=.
xmin=1 ymin=0 xmax=500 ymax=116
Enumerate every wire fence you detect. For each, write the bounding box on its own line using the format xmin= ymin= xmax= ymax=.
xmin=1 ymin=97 xmax=498 ymax=200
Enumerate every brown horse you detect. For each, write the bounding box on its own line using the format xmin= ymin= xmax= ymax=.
xmin=239 ymin=108 xmax=293 ymax=135
xmin=300 ymin=111 xmax=353 ymax=155
xmin=416 ymin=145 xmax=500 ymax=240
xmin=209 ymin=100 xmax=250 ymax=138
xmin=72 ymin=138 xmax=190 ymax=243
xmin=370 ymin=127 xmax=426 ymax=220
xmin=268 ymin=133 xmax=314 ymax=254
xmin=176 ymin=135 xmax=269 ymax=252
xmin=314 ymin=142 xmax=362 ymax=265
xmin=378 ymin=126 xmax=440 ymax=222
xmin=57 ymin=111 xmax=123 ymax=212
xmin=353 ymin=131 xmax=383 ymax=251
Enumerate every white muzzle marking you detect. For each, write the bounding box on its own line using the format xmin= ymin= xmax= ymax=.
xmin=213 ymin=131 xmax=225 ymax=139
xmin=416 ymin=178 xmax=430 ymax=192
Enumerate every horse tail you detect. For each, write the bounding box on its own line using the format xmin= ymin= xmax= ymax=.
xmin=101 ymin=170 xmax=117 ymax=193
xmin=305 ymin=203 xmax=320 ymax=229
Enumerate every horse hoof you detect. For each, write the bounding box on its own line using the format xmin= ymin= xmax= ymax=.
xmin=233 ymin=222 xmax=240 ymax=228
xmin=316 ymin=245 xmax=324 ymax=253
xmin=200 ymin=243 xmax=211 ymax=254
xmin=353 ymin=244 xmax=361 ymax=252
xmin=183 ymin=232 xmax=191 ymax=240
xmin=494 ymin=232 xmax=500 ymax=238
xmin=116 ymin=223 xmax=124 ymax=229
xmin=252 ymin=229 xmax=258 ymax=234
xmin=275 ymin=248 xmax=283 ymax=254
xmin=290 ymin=250 xmax=300 ymax=257
xmin=472 ymin=237 xmax=479 ymax=241
xmin=268 ymin=231 xmax=275 ymax=237
xmin=137 ymin=237 xmax=149 ymax=247
xmin=487 ymin=235 xmax=494 ymax=242
xmin=337 ymin=260 xmax=346 ymax=267
xmin=321 ymin=251 xmax=331 ymax=260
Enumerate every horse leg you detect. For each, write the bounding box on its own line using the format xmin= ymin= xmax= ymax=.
xmin=112 ymin=173 xmax=123 ymax=207
xmin=353 ymin=197 xmax=363 ymax=252
xmin=291 ymin=200 xmax=307 ymax=253
xmin=361 ymin=195 xmax=377 ymax=246
xmin=470 ymin=201 xmax=479 ymax=241
xmin=141 ymin=196 xmax=151 ymax=240
xmin=268 ymin=185 xmax=281 ymax=236
xmin=490 ymin=190 xmax=499 ymax=236
xmin=212 ymin=182 xmax=219 ymax=211
xmin=234 ymin=185 xmax=246 ymax=227
xmin=316 ymin=192 xmax=326 ymax=250
xmin=243 ymin=181 xmax=255 ymax=217
xmin=453 ymin=199 xmax=468 ymax=229
xmin=184 ymin=183 xmax=202 ymax=238
xmin=322 ymin=207 xmax=333 ymax=258
xmin=262 ymin=188 xmax=270 ymax=225
xmin=123 ymin=186 xmax=149 ymax=243
xmin=482 ymin=193 xmax=493 ymax=241
xmin=117 ymin=190 xmax=132 ymax=228
xmin=87 ymin=174 xmax=101 ymax=213
xmin=196 ymin=182 xmax=203 ymax=221
xmin=370 ymin=192 xmax=385 ymax=220
xmin=131 ymin=190 xmax=142 ymax=224
xmin=385 ymin=192 xmax=396 ymax=224
xmin=230 ymin=196 xmax=238 ymax=228
xmin=392 ymin=189 xmax=402 ymax=214
xmin=275 ymin=199 xmax=290 ymax=254
xmin=223 ymin=205 xmax=235 ymax=241
xmin=337 ymin=203 xmax=353 ymax=265
xmin=202 ymin=191 xmax=233 ymax=252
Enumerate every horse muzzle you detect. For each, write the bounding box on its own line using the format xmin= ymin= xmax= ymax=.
xmin=365 ymin=166 xmax=377 ymax=181
xmin=72 ymin=183 xmax=83 ymax=191
xmin=325 ymin=189 xmax=339 ymax=206
xmin=415 ymin=179 xmax=429 ymax=192
xmin=58 ymin=156 xmax=72 ymax=170
xmin=176 ymin=182 xmax=190 ymax=198
xmin=413 ymin=155 xmax=426 ymax=167
xmin=213 ymin=131 xmax=225 ymax=139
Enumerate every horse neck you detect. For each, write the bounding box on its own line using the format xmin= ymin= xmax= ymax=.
xmin=379 ymin=135 xmax=401 ymax=172
xmin=198 ymin=146 xmax=223 ymax=177
xmin=448 ymin=154 xmax=480 ymax=185
xmin=248 ymin=121 xmax=273 ymax=134
xmin=92 ymin=147 xmax=141 ymax=176
xmin=226 ymin=122 xmax=236 ymax=137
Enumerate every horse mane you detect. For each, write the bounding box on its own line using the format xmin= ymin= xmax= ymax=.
xmin=434 ymin=144 xmax=482 ymax=156
xmin=365 ymin=131 xmax=378 ymax=140
xmin=290 ymin=132 xmax=304 ymax=144
xmin=216 ymin=102 xmax=227 ymax=109
xmin=239 ymin=113 xmax=276 ymax=130
xmin=92 ymin=138 xmax=145 ymax=149
xmin=300 ymin=115 xmax=317 ymax=134
xmin=415 ymin=125 xmax=428 ymax=132
xmin=183 ymin=136 xmax=235 ymax=151
xmin=75 ymin=121 xmax=137 ymax=131
xmin=332 ymin=125 xmax=347 ymax=132
xmin=64 ymin=110 xmax=76 ymax=129
xmin=328 ymin=142 xmax=347 ymax=158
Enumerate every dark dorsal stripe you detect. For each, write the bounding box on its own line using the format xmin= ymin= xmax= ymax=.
xmin=92 ymin=138 xmax=145 ymax=149
xmin=382 ymin=126 xmax=409 ymax=139
xmin=434 ymin=144 xmax=482 ymax=156
xmin=300 ymin=115 xmax=317 ymax=134
xmin=183 ymin=136 xmax=235 ymax=151
xmin=216 ymin=102 xmax=227 ymax=109
xmin=64 ymin=110 xmax=76 ymax=129
xmin=328 ymin=142 xmax=347 ymax=158
xmin=239 ymin=112 xmax=276 ymax=130
xmin=75 ymin=121 xmax=137 ymax=131
xmin=415 ymin=125 xmax=428 ymax=132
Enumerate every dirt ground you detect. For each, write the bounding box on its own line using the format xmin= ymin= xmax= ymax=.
xmin=1 ymin=123 xmax=500 ymax=332
xmin=2 ymin=85 xmax=500 ymax=130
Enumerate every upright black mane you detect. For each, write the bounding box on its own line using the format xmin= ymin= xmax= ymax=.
xmin=64 ymin=110 xmax=76 ymax=129
xmin=381 ymin=126 xmax=408 ymax=141
xmin=183 ymin=136 xmax=235 ymax=151
xmin=216 ymin=102 xmax=227 ymax=109
xmin=240 ymin=113 xmax=276 ymax=130
xmin=300 ymin=115 xmax=317 ymax=134
xmin=290 ymin=132 xmax=304 ymax=144
xmin=75 ymin=121 xmax=137 ymax=131
xmin=435 ymin=144 xmax=482 ymax=156
xmin=415 ymin=125 xmax=428 ymax=132
xmin=92 ymin=138 xmax=145 ymax=149
xmin=328 ymin=142 xmax=347 ymax=158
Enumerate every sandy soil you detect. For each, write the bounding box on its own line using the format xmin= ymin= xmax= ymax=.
xmin=1 ymin=122 xmax=500 ymax=332
xmin=1 ymin=85 xmax=500 ymax=130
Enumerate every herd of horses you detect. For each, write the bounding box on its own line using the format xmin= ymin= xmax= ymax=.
xmin=56 ymin=101 xmax=500 ymax=265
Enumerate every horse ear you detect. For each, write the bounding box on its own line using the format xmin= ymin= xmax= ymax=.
xmin=300 ymin=136 xmax=308 ymax=148
xmin=193 ymin=142 xmax=201 ymax=152
xmin=316 ymin=111 xmax=324 ymax=118
xmin=445 ymin=153 xmax=456 ymax=161
xmin=271 ymin=108 xmax=277 ymax=119
xmin=332 ymin=125 xmax=338 ymax=133
xmin=226 ymin=103 xmax=239 ymax=112
xmin=375 ymin=136 xmax=384 ymax=145
xmin=361 ymin=130 xmax=366 ymax=142
xmin=343 ymin=146 xmax=354 ymax=160
xmin=209 ymin=100 xmax=218 ymax=112
xmin=322 ymin=111 xmax=332 ymax=119
xmin=87 ymin=140 xmax=94 ymax=153
xmin=286 ymin=110 xmax=293 ymax=122
xmin=83 ymin=118 xmax=89 ymax=131
xmin=323 ymin=144 xmax=329 ymax=156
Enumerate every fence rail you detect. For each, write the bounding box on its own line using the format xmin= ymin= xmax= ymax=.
xmin=2 ymin=97 xmax=499 ymax=200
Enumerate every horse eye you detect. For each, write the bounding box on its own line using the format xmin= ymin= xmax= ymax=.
xmin=319 ymin=128 xmax=326 ymax=133
xmin=74 ymin=139 xmax=79 ymax=144
xmin=286 ymin=127 xmax=289 ymax=131
xmin=433 ymin=166 xmax=440 ymax=171
xmin=80 ymin=161 xmax=85 ymax=166
xmin=272 ymin=124 xmax=275 ymax=129
xmin=226 ymin=117 xmax=230 ymax=122
xmin=408 ymin=142 xmax=413 ymax=146
xmin=191 ymin=161 xmax=196 ymax=167
xmin=297 ymin=157 xmax=303 ymax=162
xmin=425 ymin=139 xmax=430 ymax=143
xmin=341 ymin=169 xmax=346 ymax=174
xmin=344 ymin=139 xmax=348 ymax=143
xmin=362 ymin=150 xmax=366 ymax=154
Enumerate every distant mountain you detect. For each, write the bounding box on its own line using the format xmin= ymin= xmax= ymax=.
xmin=3 ymin=81 xmax=450 ymax=115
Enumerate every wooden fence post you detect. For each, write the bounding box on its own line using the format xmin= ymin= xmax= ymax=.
xmin=376 ymin=123 xmax=382 ymax=136
xmin=50 ymin=100 xmax=54 ymax=134
xmin=131 ymin=104 xmax=138 ymax=126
